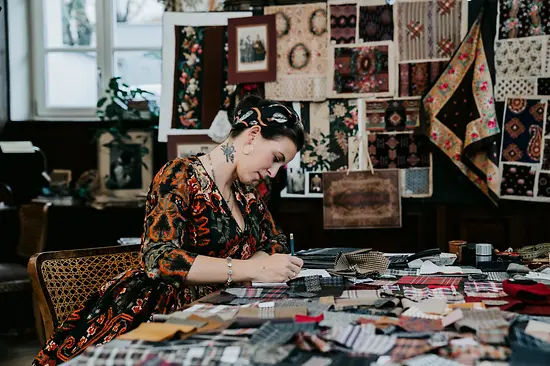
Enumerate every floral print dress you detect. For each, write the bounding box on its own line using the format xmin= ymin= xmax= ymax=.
xmin=34 ymin=156 xmax=289 ymax=365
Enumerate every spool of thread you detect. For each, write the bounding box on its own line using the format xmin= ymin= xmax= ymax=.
xmin=476 ymin=243 xmax=493 ymax=264
xmin=449 ymin=240 xmax=467 ymax=263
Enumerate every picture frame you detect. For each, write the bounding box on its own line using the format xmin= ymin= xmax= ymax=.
xmin=227 ymin=15 xmax=277 ymax=84
xmin=167 ymin=134 xmax=218 ymax=161
xmin=98 ymin=131 xmax=153 ymax=198
xmin=159 ymin=11 xmax=252 ymax=142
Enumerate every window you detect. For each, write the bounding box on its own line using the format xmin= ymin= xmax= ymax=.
xmin=31 ymin=0 xmax=164 ymax=118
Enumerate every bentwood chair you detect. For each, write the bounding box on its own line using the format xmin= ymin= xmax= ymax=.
xmin=28 ymin=244 xmax=141 ymax=342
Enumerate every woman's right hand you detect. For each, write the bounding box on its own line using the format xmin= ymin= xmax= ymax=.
xmin=251 ymin=254 xmax=304 ymax=283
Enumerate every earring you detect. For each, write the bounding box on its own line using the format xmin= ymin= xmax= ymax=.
xmin=243 ymin=142 xmax=254 ymax=155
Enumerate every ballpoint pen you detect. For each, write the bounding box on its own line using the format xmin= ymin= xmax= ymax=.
xmin=290 ymin=233 xmax=295 ymax=256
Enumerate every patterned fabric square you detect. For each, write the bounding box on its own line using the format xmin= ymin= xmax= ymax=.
xmin=358 ymin=5 xmax=393 ymax=42
xmin=542 ymin=140 xmax=550 ymax=170
xmin=456 ymin=309 xmax=509 ymax=331
xmin=500 ymin=164 xmax=536 ymax=197
xmin=403 ymin=168 xmax=431 ymax=197
xmin=537 ymin=172 xmax=550 ymax=197
xmin=391 ymin=338 xmax=434 ymax=361
xmin=368 ymin=132 xmax=431 ymax=169
xmin=365 ymin=99 xmax=421 ymax=131
xmin=501 ymin=99 xmax=545 ymax=163
xmin=327 ymin=100 xmax=359 ymax=171
xmin=331 ymin=44 xmax=391 ymax=96
xmin=464 ymin=281 xmax=503 ymax=293
xmin=495 ymin=39 xmax=543 ymax=78
xmin=329 ymin=325 xmax=397 ymax=354
xmin=398 ymin=316 xmax=444 ymax=332
xmin=330 ymin=4 xmax=357 ymax=44
xmin=264 ymin=3 xmax=328 ymax=101
xmin=333 ymin=249 xmax=390 ymax=276
xmin=538 ymin=78 xmax=550 ymax=96
xmin=397 ymin=276 xmax=461 ymax=287
xmin=484 ymin=272 xmax=510 ymax=282
xmin=495 ymin=78 xmax=536 ymax=102
xmin=396 ymin=0 xmax=463 ymax=61
xmin=498 ymin=0 xmax=550 ymax=39
xmin=250 ymin=321 xmax=317 ymax=345
xmin=399 ymin=61 xmax=447 ymax=97
xmin=406 ymin=354 xmax=462 ymax=366
xmin=319 ymin=311 xmax=364 ymax=327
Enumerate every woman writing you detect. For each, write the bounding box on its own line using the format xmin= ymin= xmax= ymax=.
xmin=34 ymin=95 xmax=305 ymax=365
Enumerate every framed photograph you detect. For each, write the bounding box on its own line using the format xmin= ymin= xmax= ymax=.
xmin=98 ymin=131 xmax=153 ymax=198
xmin=227 ymin=15 xmax=277 ymax=84
xmin=308 ymin=172 xmax=324 ymax=194
xmin=323 ymin=170 xmax=402 ymax=229
xmin=167 ymin=134 xmax=218 ymax=161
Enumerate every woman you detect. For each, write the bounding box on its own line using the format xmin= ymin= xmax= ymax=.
xmin=34 ymin=95 xmax=305 ymax=365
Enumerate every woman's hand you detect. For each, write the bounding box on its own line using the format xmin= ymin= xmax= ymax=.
xmin=251 ymin=254 xmax=304 ymax=283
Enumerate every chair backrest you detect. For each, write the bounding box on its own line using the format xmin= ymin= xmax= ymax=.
xmin=17 ymin=202 xmax=52 ymax=258
xmin=28 ymin=244 xmax=141 ymax=339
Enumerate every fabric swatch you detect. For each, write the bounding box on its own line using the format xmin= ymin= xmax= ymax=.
xmin=397 ymin=276 xmax=461 ymax=287
xmin=498 ymin=0 xmax=550 ymax=39
xmin=391 ymin=338 xmax=434 ymax=361
xmin=500 ymin=164 xmax=536 ymax=197
xmin=358 ymin=5 xmax=394 ymax=42
xmin=464 ymin=281 xmax=503 ymax=293
xmin=327 ymin=99 xmax=359 ymax=171
xmin=329 ymin=325 xmax=397 ymax=354
xmin=365 ymin=99 xmax=421 ymax=131
xmin=330 ymin=43 xmax=393 ymax=97
xmin=402 ymin=168 xmax=431 ymax=197
xmin=538 ymin=78 xmax=550 ymax=96
xmin=250 ymin=321 xmax=317 ymax=345
xmin=333 ymin=249 xmax=390 ymax=276
xmin=495 ymin=39 xmax=543 ymax=78
xmin=396 ymin=0 xmax=464 ymax=61
xmin=368 ymin=132 xmax=431 ymax=169
xmin=495 ymin=78 xmax=536 ymax=102
xmin=264 ymin=3 xmax=328 ymax=101
xmin=542 ymin=140 xmax=550 ymax=170
xmin=538 ymin=172 xmax=550 ymax=197
xmin=330 ymin=4 xmax=357 ymax=44
xmin=399 ymin=61 xmax=447 ymax=97
xmin=501 ymin=99 xmax=545 ymax=164
xmin=405 ymin=354 xmax=462 ymax=366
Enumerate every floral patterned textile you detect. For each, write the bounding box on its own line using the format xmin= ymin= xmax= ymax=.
xmin=330 ymin=43 xmax=393 ymax=98
xmin=264 ymin=3 xmax=328 ymax=101
xmin=33 ymin=157 xmax=288 ymax=365
xmin=328 ymin=100 xmax=359 ymax=171
xmin=421 ymin=14 xmax=500 ymax=204
xmin=498 ymin=0 xmax=550 ymax=39
xmin=500 ymin=164 xmax=536 ymax=197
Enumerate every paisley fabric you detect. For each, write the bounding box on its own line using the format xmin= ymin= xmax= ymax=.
xmin=421 ymin=14 xmax=500 ymax=204
xmin=33 ymin=156 xmax=288 ymax=365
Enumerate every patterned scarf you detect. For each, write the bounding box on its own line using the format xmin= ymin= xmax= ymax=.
xmin=233 ymin=103 xmax=303 ymax=131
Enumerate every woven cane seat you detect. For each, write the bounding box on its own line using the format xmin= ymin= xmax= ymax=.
xmin=28 ymin=244 xmax=141 ymax=338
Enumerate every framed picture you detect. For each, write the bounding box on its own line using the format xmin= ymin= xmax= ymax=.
xmin=227 ymin=15 xmax=277 ymax=84
xmin=159 ymin=11 xmax=252 ymax=142
xmin=323 ymin=170 xmax=402 ymax=229
xmin=98 ymin=131 xmax=153 ymax=198
xmin=167 ymin=134 xmax=218 ymax=161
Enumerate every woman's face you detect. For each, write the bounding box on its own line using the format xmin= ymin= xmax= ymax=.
xmin=236 ymin=132 xmax=298 ymax=185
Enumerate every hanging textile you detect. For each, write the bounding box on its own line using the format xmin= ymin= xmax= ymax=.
xmin=421 ymin=13 xmax=500 ymax=204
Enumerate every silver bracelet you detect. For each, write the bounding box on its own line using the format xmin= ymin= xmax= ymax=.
xmin=226 ymin=257 xmax=233 ymax=286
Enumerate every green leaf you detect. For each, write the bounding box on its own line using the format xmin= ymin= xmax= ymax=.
xmin=96 ymin=97 xmax=108 ymax=108
xmin=105 ymin=104 xmax=117 ymax=119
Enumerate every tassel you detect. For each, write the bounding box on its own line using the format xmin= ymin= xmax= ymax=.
xmin=208 ymin=110 xmax=232 ymax=143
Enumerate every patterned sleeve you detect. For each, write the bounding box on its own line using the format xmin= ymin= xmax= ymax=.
xmin=140 ymin=159 xmax=198 ymax=283
xmin=257 ymin=196 xmax=290 ymax=255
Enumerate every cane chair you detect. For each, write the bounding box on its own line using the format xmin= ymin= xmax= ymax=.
xmin=28 ymin=244 xmax=141 ymax=340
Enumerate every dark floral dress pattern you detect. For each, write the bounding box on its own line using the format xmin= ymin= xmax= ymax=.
xmin=33 ymin=156 xmax=288 ymax=365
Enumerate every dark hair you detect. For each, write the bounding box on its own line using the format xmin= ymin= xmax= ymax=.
xmin=229 ymin=95 xmax=305 ymax=151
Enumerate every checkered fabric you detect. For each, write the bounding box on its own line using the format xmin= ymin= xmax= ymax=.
xmin=464 ymin=281 xmax=503 ymax=293
xmin=334 ymin=249 xmax=389 ymax=276
xmin=456 ymin=309 xmax=510 ymax=331
xmin=405 ymin=354 xmax=463 ymax=366
xmin=274 ymin=299 xmax=331 ymax=316
xmin=288 ymin=276 xmax=347 ymax=298
xmin=69 ymin=341 xmax=255 ymax=366
xmin=464 ymin=291 xmax=508 ymax=298
xmin=397 ymin=276 xmax=461 ymax=287
xmin=178 ymin=304 xmax=240 ymax=322
xmin=407 ymin=21 xmax=425 ymax=39
xmin=329 ymin=325 xmax=396 ymax=354
xmin=391 ymin=338 xmax=433 ymax=361
xmin=437 ymin=0 xmax=456 ymax=15
xmin=381 ymin=284 xmax=401 ymax=292
xmin=485 ymin=272 xmax=510 ymax=282
xmin=401 ymin=286 xmax=464 ymax=304
xmin=383 ymin=269 xmax=419 ymax=277
xmin=249 ymin=321 xmax=317 ymax=345
xmin=224 ymin=287 xmax=288 ymax=299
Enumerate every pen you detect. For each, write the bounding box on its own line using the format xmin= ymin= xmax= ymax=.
xmin=290 ymin=233 xmax=294 ymax=256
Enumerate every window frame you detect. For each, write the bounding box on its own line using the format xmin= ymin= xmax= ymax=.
xmin=31 ymin=0 xmax=162 ymax=119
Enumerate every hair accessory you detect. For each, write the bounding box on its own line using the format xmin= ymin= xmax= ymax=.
xmin=234 ymin=103 xmax=302 ymax=131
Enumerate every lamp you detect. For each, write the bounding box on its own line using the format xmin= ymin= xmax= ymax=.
xmin=0 ymin=141 xmax=51 ymax=182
